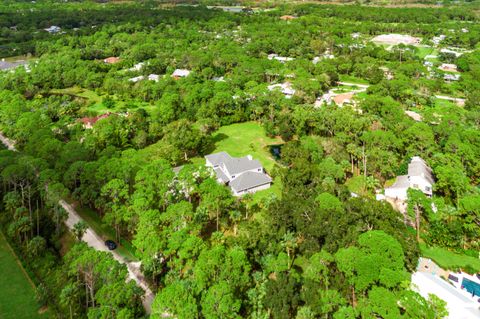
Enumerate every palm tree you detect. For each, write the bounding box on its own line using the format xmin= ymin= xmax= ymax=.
xmin=281 ymin=231 xmax=298 ymax=269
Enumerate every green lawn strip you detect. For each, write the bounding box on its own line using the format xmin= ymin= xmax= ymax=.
xmin=416 ymin=46 xmax=436 ymax=59
xmin=0 ymin=232 xmax=44 ymax=319
xmin=420 ymin=244 xmax=480 ymax=273
xmin=338 ymin=74 xmax=370 ymax=85
xmin=72 ymin=204 xmax=138 ymax=262
xmin=251 ymin=176 xmax=282 ymax=203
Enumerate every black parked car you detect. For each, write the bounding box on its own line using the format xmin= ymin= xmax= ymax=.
xmin=105 ymin=240 xmax=117 ymax=250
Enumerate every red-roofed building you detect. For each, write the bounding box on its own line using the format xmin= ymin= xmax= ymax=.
xmin=79 ymin=113 xmax=112 ymax=129
xmin=280 ymin=15 xmax=297 ymax=21
xmin=103 ymin=57 xmax=121 ymax=64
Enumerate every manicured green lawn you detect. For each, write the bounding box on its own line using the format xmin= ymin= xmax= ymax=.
xmin=211 ymin=122 xmax=283 ymax=171
xmin=73 ymin=204 xmax=138 ymax=262
xmin=0 ymin=233 xmax=45 ymax=319
xmin=338 ymin=74 xmax=370 ymax=85
xmin=420 ymin=244 xmax=480 ymax=273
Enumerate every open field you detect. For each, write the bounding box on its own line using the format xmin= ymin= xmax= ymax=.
xmin=0 ymin=232 xmax=45 ymax=319
xmin=420 ymin=244 xmax=480 ymax=273
xmin=50 ymin=87 xmax=153 ymax=114
xmin=211 ymin=122 xmax=283 ymax=171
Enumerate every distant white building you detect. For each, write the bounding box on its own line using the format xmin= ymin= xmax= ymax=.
xmin=267 ymin=54 xmax=294 ymax=63
xmin=129 ymin=74 xmax=160 ymax=83
xmin=128 ymin=62 xmax=145 ymax=72
xmin=385 ymin=156 xmax=434 ymax=201
xmin=312 ymin=54 xmax=334 ymax=64
xmin=432 ymin=34 xmax=446 ymax=45
xmin=128 ymin=75 xmax=144 ymax=83
xmin=205 ymin=152 xmax=272 ymax=196
xmin=44 ymin=25 xmax=61 ymax=34
xmin=267 ymin=82 xmax=296 ymax=98
xmin=147 ymin=74 xmax=160 ymax=82
xmin=172 ymin=69 xmax=191 ymax=79
xmin=439 ymin=63 xmax=458 ymax=72
xmin=444 ymin=73 xmax=461 ymax=82
xmin=440 ymin=48 xmax=463 ymax=58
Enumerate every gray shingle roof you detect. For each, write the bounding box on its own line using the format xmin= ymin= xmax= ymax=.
xmin=230 ymin=171 xmax=272 ymax=192
xmin=205 ymin=152 xmax=232 ymax=167
xmin=223 ymin=156 xmax=262 ymax=176
xmin=408 ymin=156 xmax=434 ymax=184
xmin=214 ymin=167 xmax=229 ymax=184
xmin=0 ymin=60 xmax=26 ymax=71
xmin=389 ymin=175 xmax=409 ymax=189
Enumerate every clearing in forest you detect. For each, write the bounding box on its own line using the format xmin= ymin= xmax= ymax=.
xmin=0 ymin=233 xmax=45 ymax=319
xmin=211 ymin=121 xmax=283 ymax=171
xmin=209 ymin=122 xmax=284 ymax=201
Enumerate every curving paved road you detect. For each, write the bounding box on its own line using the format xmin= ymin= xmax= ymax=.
xmin=60 ymin=200 xmax=154 ymax=313
xmin=0 ymin=132 xmax=154 ymax=313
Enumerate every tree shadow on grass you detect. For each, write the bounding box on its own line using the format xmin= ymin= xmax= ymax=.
xmin=205 ymin=133 xmax=228 ymax=154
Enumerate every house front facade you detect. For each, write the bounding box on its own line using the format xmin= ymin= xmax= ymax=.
xmin=384 ymin=156 xmax=434 ymax=201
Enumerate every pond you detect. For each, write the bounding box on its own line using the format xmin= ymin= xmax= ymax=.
xmin=269 ymin=144 xmax=283 ymax=160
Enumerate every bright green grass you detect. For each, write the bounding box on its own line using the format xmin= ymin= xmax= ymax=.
xmin=420 ymin=244 xmax=480 ymax=273
xmin=73 ymin=204 xmax=138 ymax=262
xmin=50 ymin=87 xmax=154 ymax=114
xmin=434 ymin=98 xmax=459 ymax=108
xmin=416 ymin=46 xmax=437 ymax=59
xmin=0 ymin=233 xmax=45 ymax=319
xmin=345 ymin=175 xmax=373 ymax=198
xmin=211 ymin=122 xmax=283 ymax=171
xmin=338 ymin=74 xmax=370 ymax=85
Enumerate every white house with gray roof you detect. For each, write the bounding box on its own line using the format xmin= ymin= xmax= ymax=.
xmin=385 ymin=156 xmax=434 ymax=201
xmin=205 ymin=151 xmax=272 ymax=196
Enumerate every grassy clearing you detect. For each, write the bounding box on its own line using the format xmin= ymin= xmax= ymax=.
xmin=416 ymin=46 xmax=437 ymax=59
xmin=338 ymin=74 xmax=370 ymax=85
xmin=209 ymin=122 xmax=284 ymax=201
xmin=0 ymin=232 xmax=45 ymax=319
xmin=420 ymin=244 xmax=480 ymax=273
xmin=211 ymin=122 xmax=283 ymax=171
xmin=50 ymin=87 xmax=153 ymax=114
xmin=73 ymin=204 xmax=138 ymax=262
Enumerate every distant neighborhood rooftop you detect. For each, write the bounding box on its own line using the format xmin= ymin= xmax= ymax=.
xmin=0 ymin=59 xmax=27 ymax=71
xmin=172 ymin=69 xmax=191 ymax=78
